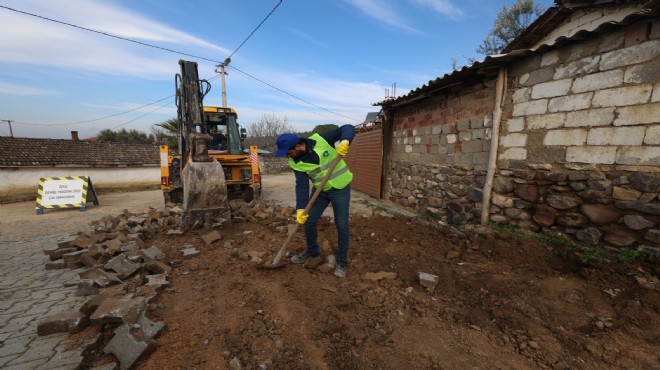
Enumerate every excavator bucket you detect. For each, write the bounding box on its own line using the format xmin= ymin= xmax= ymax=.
xmin=181 ymin=160 xmax=231 ymax=230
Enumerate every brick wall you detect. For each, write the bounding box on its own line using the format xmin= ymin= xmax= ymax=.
xmin=491 ymin=18 xmax=660 ymax=248
xmin=385 ymin=81 xmax=496 ymax=224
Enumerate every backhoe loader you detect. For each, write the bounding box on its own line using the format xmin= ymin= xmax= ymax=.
xmin=160 ymin=60 xmax=261 ymax=229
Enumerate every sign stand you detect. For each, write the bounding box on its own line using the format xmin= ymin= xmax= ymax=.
xmin=36 ymin=176 xmax=99 ymax=215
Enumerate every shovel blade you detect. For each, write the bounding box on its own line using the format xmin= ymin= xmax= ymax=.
xmin=258 ymin=262 xmax=286 ymax=269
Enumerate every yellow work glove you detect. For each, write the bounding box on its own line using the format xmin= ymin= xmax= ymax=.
xmin=335 ymin=139 xmax=349 ymax=156
xmin=296 ymin=209 xmax=308 ymax=225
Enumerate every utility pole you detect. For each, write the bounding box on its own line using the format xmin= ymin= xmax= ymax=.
xmin=1 ymin=120 xmax=13 ymax=137
xmin=214 ymin=57 xmax=231 ymax=108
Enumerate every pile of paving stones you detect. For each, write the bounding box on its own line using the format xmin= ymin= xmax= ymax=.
xmin=36 ymin=199 xmax=289 ymax=369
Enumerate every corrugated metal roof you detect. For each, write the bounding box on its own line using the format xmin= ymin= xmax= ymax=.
xmin=0 ymin=137 xmax=160 ymax=167
xmin=375 ymin=1 xmax=658 ymax=108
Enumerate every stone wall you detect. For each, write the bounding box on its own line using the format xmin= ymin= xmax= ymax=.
xmin=491 ymin=18 xmax=660 ymax=248
xmin=385 ymin=81 xmax=496 ymax=223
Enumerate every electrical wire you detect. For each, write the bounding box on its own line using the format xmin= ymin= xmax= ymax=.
xmin=227 ymin=0 xmax=282 ymax=60
xmin=109 ymin=100 xmax=174 ymax=130
xmin=5 ymin=96 xmax=174 ymax=126
xmin=229 ymin=65 xmax=358 ymax=123
xmin=0 ymin=5 xmax=222 ymax=64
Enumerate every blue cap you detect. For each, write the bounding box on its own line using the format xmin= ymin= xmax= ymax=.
xmin=275 ymin=133 xmax=299 ymax=157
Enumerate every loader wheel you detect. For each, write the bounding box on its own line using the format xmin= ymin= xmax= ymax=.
xmin=169 ymin=189 xmax=183 ymax=204
xmin=243 ymin=186 xmax=255 ymax=202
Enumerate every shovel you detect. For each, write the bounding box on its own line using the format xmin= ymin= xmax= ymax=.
xmin=259 ymin=155 xmax=342 ymax=269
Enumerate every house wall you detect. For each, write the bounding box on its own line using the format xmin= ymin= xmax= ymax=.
xmin=384 ymin=81 xmax=497 ymax=224
xmin=0 ymin=167 xmax=160 ymax=203
xmin=493 ymin=18 xmax=660 ymax=247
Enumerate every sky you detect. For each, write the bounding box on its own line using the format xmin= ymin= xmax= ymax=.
xmin=0 ymin=0 xmax=554 ymax=139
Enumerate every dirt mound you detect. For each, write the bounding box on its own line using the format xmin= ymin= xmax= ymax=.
xmin=126 ymin=212 xmax=659 ymax=369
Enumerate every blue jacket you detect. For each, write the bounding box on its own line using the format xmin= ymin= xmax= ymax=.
xmin=291 ymin=125 xmax=355 ymax=209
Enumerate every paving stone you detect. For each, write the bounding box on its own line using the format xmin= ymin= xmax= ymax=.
xmin=140 ymin=246 xmax=165 ymax=261
xmin=37 ymin=310 xmax=90 ymax=336
xmin=76 ymin=279 xmax=100 ymax=296
xmin=44 ymin=247 xmax=79 ymax=261
xmin=0 ymin=334 xmax=32 ymax=356
xmin=35 ymin=348 xmax=85 ymax=370
xmin=1 ymin=300 xmax=38 ymax=317
xmin=6 ymin=337 xmax=56 ymax=365
xmin=79 ymin=268 xmax=123 ymax=287
xmin=0 ymin=354 xmax=20 ymax=368
xmin=105 ymin=254 xmax=141 ymax=279
xmin=201 ymin=230 xmax=222 ymax=245
xmin=181 ymin=246 xmax=200 ymax=258
xmin=79 ymin=294 xmax=110 ymax=316
xmin=3 ymin=358 xmax=48 ymax=370
xmin=418 ymin=272 xmax=440 ymax=291
xmin=90 ymin=296 xmax=147 ymax=325
xmin=1 ymin=315 xmax=36 ymax=334
xmin=104 ymin=324 xmax=156 ymax=370
xmin=136 ymin=313 xmax=165 ymax=340
xmin=145 ymin=274 xmax=169 ymax=289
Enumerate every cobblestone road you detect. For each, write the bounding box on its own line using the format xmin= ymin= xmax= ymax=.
xmin=0 ymin=190 xmax=163 ymax=369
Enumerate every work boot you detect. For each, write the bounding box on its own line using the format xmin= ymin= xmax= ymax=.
xmin=290 ymin=253 xmax=321 ymax=264
xmin=334 ymin=261 xmax=348 ymax=278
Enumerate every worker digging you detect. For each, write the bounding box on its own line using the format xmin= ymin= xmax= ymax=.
xmin=273 ymin=125 xmax=355 ymax=277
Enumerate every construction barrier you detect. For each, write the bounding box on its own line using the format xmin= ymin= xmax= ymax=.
xmin=35 ymin=176 xmax=99 ymax=215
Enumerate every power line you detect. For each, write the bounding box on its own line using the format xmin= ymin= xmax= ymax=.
xmin=0 ymin=5 xmax=223 ymax=64
xmin=7 ymin=96 xmax=175 ymax=126
xmin=229 ymin=65 xmax=359 ymax=123
xmin=110 ymin=100 xmax=174 ymax=130
xmin=227 ymin=0 xmax=282 ymax=60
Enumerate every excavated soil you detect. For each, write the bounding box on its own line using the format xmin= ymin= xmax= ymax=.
xmin=89 ymin=207 xmax=659 ymax=369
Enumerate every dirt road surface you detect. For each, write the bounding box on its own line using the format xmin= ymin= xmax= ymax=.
xmin=2 ymin=173 xmax=658 ymax=370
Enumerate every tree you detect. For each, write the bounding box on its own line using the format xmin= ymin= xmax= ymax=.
xmin=476 ymin=0 xmax=544 ymax=56
xmin=244 ymin=113 xmax=297 ymax=152
xmin=311 ymin=124 xmax=339 ymax=135
xmin=152 ymin=118 xmax=179 ymax=149
xmin=96 ymin=128 xmax=153 ymax=144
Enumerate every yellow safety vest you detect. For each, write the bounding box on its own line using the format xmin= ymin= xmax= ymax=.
xmin=288 ymin=134 xmax=353 ymax=190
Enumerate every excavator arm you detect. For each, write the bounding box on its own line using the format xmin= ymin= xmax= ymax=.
xmin=175 ymin=60 xmax=230 ymax=230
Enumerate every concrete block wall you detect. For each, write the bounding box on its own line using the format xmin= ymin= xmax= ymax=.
xmin=385 ymin=81 xmax=496 ymax=224
xmin=492 ymin=18 xmax=660 ymax=249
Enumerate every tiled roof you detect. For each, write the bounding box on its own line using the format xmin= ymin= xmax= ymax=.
xmin=0 ymin=137 xmax=160 ymax=167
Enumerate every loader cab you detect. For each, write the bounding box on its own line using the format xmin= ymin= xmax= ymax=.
xmin=203 ymin=106 xmax=243 ymax=155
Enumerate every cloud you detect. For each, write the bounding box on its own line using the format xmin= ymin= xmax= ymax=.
xmin=342 ymin=0 xmax=462 ymax=32
xmin=287 ymin=28 xmax=333 ymax=50
xmin=341 ymin=0 xmax=421 ymax=34
xmin=409 ymin=0 xmax=463 ymax=18
xmin=0 ymin=82 xmax=58 ymax=96
xmin=0 ymin=0 xmax=229 ymax=78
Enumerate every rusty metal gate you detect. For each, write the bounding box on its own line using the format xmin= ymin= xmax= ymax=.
xmin=345 ymin=123 xmax=382 ymax=199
